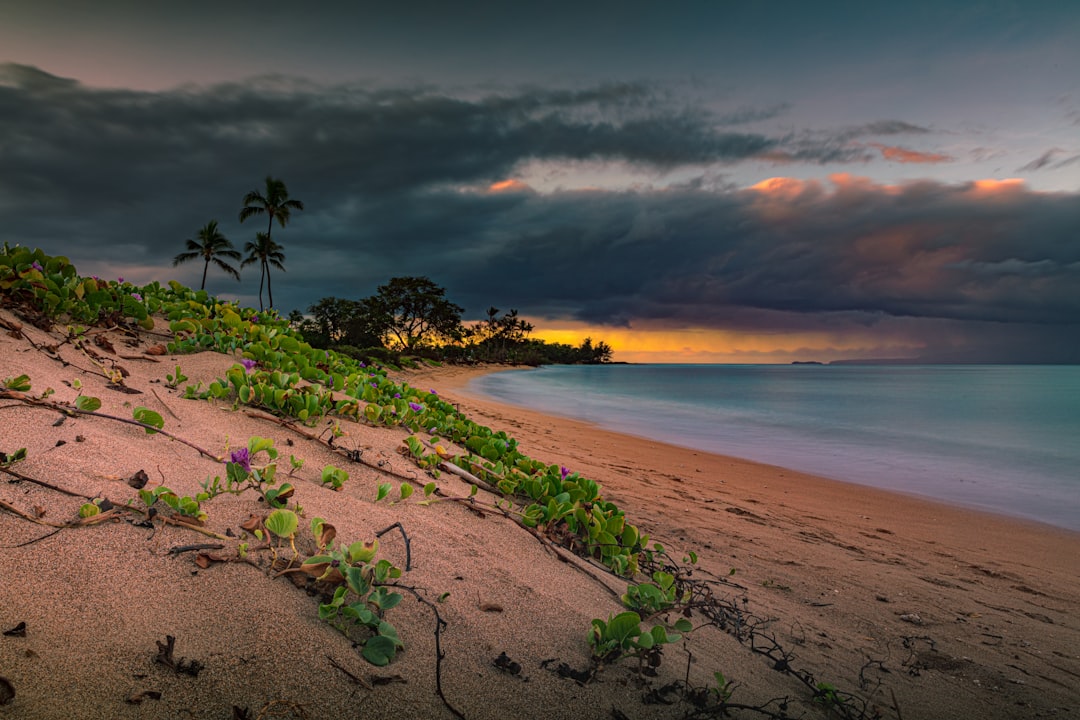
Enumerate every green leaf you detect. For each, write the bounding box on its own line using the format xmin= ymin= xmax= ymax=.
xmin=674 ymin=618 xmax=693 ymax=633
xmin=3 ymin=374 xmax=31 ymax=392
xmin=133 ymin=406 xmax=164 ymax=433
xmin=265 ymin=509 xmax=298 ymax=538
xmin=349 ymin=540 xmax=379 ymax=564
xmin=605 ymin=611 xmax=642 ymax=646
xmin=75 ymin=395 xmax=101 ymax=412
xmin=376 ymin=483 xmax=391 ymax=502
xmin=361 ymin=635 xmax=398 ymax=666
xmin=78 ymin=503 xmax=100 ymax=518
xmin=345 ymin=566 xmax=370 ymax=597
xmin=399 ymin=484 xmax=414 ymax=500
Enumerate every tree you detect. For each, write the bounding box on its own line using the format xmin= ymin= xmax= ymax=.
xmin=239 ymin=176 xmax=303 ymax=309
xmin=241 ymin=232 xmax=285 ymax=311
xmin=171 ymin=220 xmax=241 ymax=290
xmin=466 ymin=307 xmax=535 ymax=362
xmin=361 ymin=277 xmax=464 ymax=351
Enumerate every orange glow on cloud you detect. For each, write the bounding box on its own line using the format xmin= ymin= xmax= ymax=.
xmin=869 ymin=143 xmax=952 ymax=164
xmin=966 ymin=178 xmax=1026 ymax=196
xmin=488 ymin=179 xmax=531 ymax=193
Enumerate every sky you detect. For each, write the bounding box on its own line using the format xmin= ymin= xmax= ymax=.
xmin=1 ymin=0 xmax=1078 ymax=363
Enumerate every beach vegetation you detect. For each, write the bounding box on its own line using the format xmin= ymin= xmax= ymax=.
xmin=0 ymin=447 xmax=27 ymax=469
xmin=171 ymin=220 xmax=241 ymax=290
xmin=164 ymin=364 xmax=188 ymax=388
xmin=305 ymin=537 xmax=405 ymax=666
xmin=1 ymin=245 xmax=887 ymax=714
xmin=588 ymin=610 xmax=683 ymax=669
xmin=320 ymin=464 xmax=349 ymax=490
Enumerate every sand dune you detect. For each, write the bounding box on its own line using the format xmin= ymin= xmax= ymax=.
xmin=1 ymin=309 xmax=1078 ymax=719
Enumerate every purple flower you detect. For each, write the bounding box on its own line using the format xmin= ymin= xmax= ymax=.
xmin=30 ymin=261 xmax=44 ymax=272
xmin=240 ymin=358 xmax=257 ymax=373
xmin=393 ymin=393 xmax=401 ymax=399
xmin=371 ymin=382 xmax=378 ymax=388
xmin=429 ymin=389 xmax=437 ymax=395
xmin=229 ymin=447 xmax=252 ymax=473
xmin=359 ymin=361 xmax=366 ymax=367
xmin=560 ymin=466 xmax=571 ymax=479
xmin=117 ymin=277 xmax=124 ymax=283
xmin=131 ymin=292 xmax=142 ymax=302
xmin=408 ymin=402 xmax=423 ymax=413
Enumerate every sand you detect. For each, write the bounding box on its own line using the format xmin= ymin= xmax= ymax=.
xmin=1 ymin=312 xmax=1078 ymax=720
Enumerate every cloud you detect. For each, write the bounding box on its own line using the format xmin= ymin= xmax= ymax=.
xmin=1018 ymin=148 xmax=1080 ymax=171
xmin=837 ymin=120 xmax=932 ymax=141
xmin=869 ymin=143 xmax=953 ymax=163
xmin=3 ymin=64 xmax=1079 ymax=363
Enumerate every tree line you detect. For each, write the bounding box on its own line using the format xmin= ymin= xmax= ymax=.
xmin=290 ymin=277 xmax=614 ymax=366
xmin=175 ymin=177 xmax=612 ymax=366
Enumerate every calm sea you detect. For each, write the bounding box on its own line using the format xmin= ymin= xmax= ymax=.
xmin=468 ymin=364 xmax=1080 ymax=531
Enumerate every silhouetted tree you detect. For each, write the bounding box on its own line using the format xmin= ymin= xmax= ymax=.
xmin=241 ymin=233 xmax=285 ymax=311
xmin=361 ymin=277 xmax=464 ymax=351
xmin=172 ymin=220 xmax=240 ymax=290
xmin=239 ymin=176 xmax=303 ymax=309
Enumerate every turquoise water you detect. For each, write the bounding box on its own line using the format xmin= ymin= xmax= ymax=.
xmin=469 ymin=364 xmax=1080 ymax=531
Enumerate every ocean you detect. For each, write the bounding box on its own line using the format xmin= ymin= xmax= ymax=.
xmin=468 ymin=364 xmax=1080 ymax=532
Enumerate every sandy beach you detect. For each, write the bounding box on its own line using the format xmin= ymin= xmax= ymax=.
xmin=2 ymin=313 xmax=1079 ymax=719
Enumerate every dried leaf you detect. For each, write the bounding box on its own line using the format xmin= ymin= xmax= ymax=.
xmin=240 ymin=514 xmax=264 ymax=533
xmin=144 ymin=344 xmax=168 ymax=356
xmin=2 ymin=622 xmax=26 ymax=637
xmin=127 ymin=470 xmax=150 ymax=489
xmin=94 ymin=335 xmax=116 ymax=354
xmin=126 ymin=690 xmax=162 ymax=705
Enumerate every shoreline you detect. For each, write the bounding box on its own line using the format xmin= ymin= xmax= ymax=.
xmin=398 ymin=362 xmax=1080 ymax=717
xmin=400 ymin=363 xmax=1079 ymax=542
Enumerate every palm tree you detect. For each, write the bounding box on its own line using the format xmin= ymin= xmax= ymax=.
xmin=238 ymin=176 xmax=303 ymax=310
xmin=172 ymin=220 xmax=241 ymax=290
xmin=242 ymin=233 xmax=286 ymax=311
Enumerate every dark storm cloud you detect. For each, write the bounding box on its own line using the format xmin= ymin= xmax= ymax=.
xmin=409 ymin=178 xmax=1080 ymax=361
xmin=3 ymin=64 xmax=1078 ymax=362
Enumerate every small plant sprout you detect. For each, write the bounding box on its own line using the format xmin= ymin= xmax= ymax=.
xmin=165 ymin=365 xmax=188 ymax=389
xmin=0 ymin=447 xmax=28 ymax=468
xmin=711 ymin=672 xmax=735 ymax=703
xmin=320 ymin=465 xmax=349 ymax=490
xmin=2 ymin=374 xmax=31 ymax=392
xmin=264 ymin=509 xmax=300 ymax=566
xmin=287 ymin=454 xmax=304 ymax=476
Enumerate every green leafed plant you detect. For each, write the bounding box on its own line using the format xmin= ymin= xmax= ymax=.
xmin=304 ymin=536 xmax=404 ymax=666
xmin=133 ymin=406 xmax=164 ymax=434
xmin=320 ymin=465 xmax=349 ymax=491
